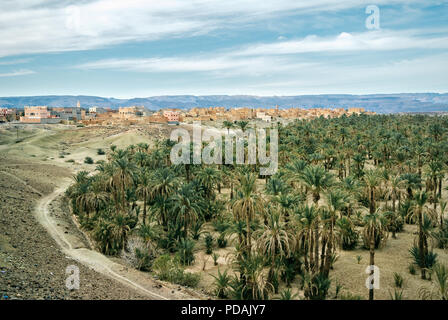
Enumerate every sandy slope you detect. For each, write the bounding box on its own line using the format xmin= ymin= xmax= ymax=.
xmin=35 ymin=179 xmax=194 ymax=300
xmin=0 ymin=123 xmax=198 ymax=300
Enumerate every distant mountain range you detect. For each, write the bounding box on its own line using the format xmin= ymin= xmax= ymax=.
xmin=1 ymin=93 xmax=448 ymax=114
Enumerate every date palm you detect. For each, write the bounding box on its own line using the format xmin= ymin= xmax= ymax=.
xmin=322 ymin=189 xmax=346 ymax=277
xmin=149 ymin=168 xmax=178 ymax=227
xmin=111 ymin=157 xmax=137 ymax=211
xmin=196 ymin=166 xmax=220 ymax=200
xmin=80 ymin=179 xmax=109 ymax=220
xmin=255 ymin=211 xmax=294 ymax=288
xmin=390 ymin=174 xmax=406 ymax=212
xmin=170 ymin=184 xmax=203 ymax=238
xmin=136 ymin=169 xmax=151 ymax=225
xmin=236 ymin=120 xmax=249 ymax=131
xmin=296 ymin=204 xmax=318 ymax=272
xmin=363 ymin=209 xmax=387 ymax=300
xmin=232 ymin=173 xmax=264 ymax=256
xmin=363 ymin=169 xmax=381 ymax=214
xmin=409 ymin=191 xmax=430 ymax=279
xmin=223 ymin=120 xmax=234 ymax=134
xmin=300 ymin=165 xmax=335 ymax=271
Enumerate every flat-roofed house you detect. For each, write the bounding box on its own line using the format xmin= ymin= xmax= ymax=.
xmin=163 ymin=110 xmax=180 ymax=125
xmin=20 ymin=106 xmax=60 ymax=123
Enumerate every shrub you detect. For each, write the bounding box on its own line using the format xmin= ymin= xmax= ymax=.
xmin=389 ymin=289 xmax=403 ymax=300
xmin=97 ymin=148 xmax=106 ymax=155
xmin=212 ymin=253 xmax=219 ymax=266
xmin=121 ymin=236 xmax=154 ymax=271
xmin=337 ymin=217 xmax=359 ymax=250
xmin=176 ymin=238 xmax=195 ymax=265
xmin=409 ymin=246 xmax=438 ymax=270
xmin=435 ymin=221 xmax=448 ymax=249
xmin=212 ymin=269 xmax=231 ymax=298
xmin=384 ymin=211 xmax=404 ymax=237
xmin=301 ymin=272 xmax=331 ymax=300
xmin=205 ymin=234 xmax=214 ymax=254
xmin=84 ymin=156 xmax=94 ymax=164
xmin=408 ymin=263 xmax=417 ymax=275
xmin=279 ymin=288 xmax=298 ymax=300
xmin=212 ymin=219 xmax=230 ymax=233
xmin=280 ymin=254 xmax=303 ymax=287
xmin=152 ymin=255 xmax=200 ymax=288
xmin=362 ymin=228 xmax=386 ymax=250
xmin=191 ymin=220 xmax=204 ymax=240
xmin=393 ymin=272 xmax=404 ymax=288
xmin=217 ymin=233 xmax=227 ymax=248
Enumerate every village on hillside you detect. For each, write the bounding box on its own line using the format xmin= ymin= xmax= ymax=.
xmin=1 ymin=102 xmax=371 ymax=126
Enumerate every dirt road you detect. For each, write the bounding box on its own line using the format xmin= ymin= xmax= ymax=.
xmin=34 ymin=179 xmax=195 ymax=300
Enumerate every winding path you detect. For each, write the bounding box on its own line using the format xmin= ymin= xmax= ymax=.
xmin=34 ymin=180 xmax=193 ymax=300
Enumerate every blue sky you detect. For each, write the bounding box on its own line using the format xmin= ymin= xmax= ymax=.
xmin=0 ymin=0 xmax=447 ymax=98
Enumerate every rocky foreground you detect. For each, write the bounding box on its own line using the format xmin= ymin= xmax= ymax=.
xmin=0 ymin=156 xmax=148 ymax=300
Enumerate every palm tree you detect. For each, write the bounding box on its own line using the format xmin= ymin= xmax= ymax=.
xmin=300 ymin=165 xmax=335 ymax=204
xmin=363 ymin=209 xmax=387 ymax=300
xmin=419 ymin=264 xmax=448 ymax=300
xmin=255 ymin=211 xmax=294 ymax=290
xmin=79 ymin=179 xmax=109 ymax=219
xmin=390 ymin=174 xmax=405 ymax=212
xmin=232 ymin=173 xmax=264 ymax=256
xmin=363 ymin=169 xmax=381 ymax=214
xmin=136 ymin=169 xmax=151 ymax=225
xmin=196 ymin=166 xmax=220 ymax=200
xmin=322 ymin=189 xmax=346 ymax=277
xmin=341 ymin=176 xmax=362 ymax=217
xmin=149 ymin=168 xmax=179 ymax=227
xmin=223 ymin=120 xmax=234 ymax=134
xmin=170 ymin=184 xmax=203 ymax=238
xmin=111 ymin=157 xmax=137 ymax=211
xmin=400 ymin=173 xmax=422 ymax=200
xmin=236 ymin=120 xmax=249 ymax=131
xmin=296 ymin=204 xmax=318 ymax=272
xmin=424 ymin=160 xmax=443 ymax=210
xmin=273 ymin=193 xmax=297 ymax=223
xmin=409 ymin=191 xmax=430 ymax=279
xmin=300 ymin=165 xmax=335 ymax=272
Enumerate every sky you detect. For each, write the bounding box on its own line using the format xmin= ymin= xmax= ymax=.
xmin=0 ymin=0 xmax=447 ymax=98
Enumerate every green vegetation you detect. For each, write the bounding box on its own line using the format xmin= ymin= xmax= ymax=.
xmin=84 ymin=156 xmax=94 ymax=164
xmin=66 ymin=114 xmax=448 ymax=300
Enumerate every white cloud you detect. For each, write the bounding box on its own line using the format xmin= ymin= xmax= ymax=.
xmin=0 ymin=0 xmax=438 ymax=57
xmin=235 ymin=29 xmax=448 ymax=56
xmin=75 ymin=28 xmax=448 ymax=77
xmin=0 ymin=69 xmax=35 ymax=77
xmin=75 ymin=55 xmax=316 ymax=76
xmin=243 ymin=53 xmax=448 ymax=94
xmin=0 ymin=58 xmax=32 ymax=65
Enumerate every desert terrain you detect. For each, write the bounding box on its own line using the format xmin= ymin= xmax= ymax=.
xmin=1 ymin=121 xmax=448 ymax=300
xmin=0 ymin=123 xmax=199 ymax=300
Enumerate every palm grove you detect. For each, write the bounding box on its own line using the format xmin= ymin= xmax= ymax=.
xmin=66 ymin=114 xmax=448 ymax=300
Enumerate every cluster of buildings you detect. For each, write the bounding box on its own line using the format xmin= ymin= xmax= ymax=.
xmin=181 ymin=105 xmax=370 ymax=122
xmin=0 ymin=107 xmax=17 ymax=122
xmin=1 ymin=102 xmax=371 ymax=126
xmin=18 ymin=103 xmax=85 ymax=124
